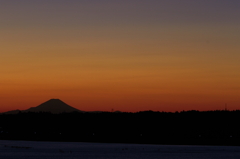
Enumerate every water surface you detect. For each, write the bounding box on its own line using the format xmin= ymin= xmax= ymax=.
xmin=1 ymin=140 xmax=240 ymax=159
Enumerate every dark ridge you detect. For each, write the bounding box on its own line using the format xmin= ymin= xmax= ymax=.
xmin=25 ymin=99 xmax=80 ymax=114
xmin=1 ymin=110 xmax=240 ymax=146
xmin=2 ymin=109 xmax=21 ymax=115
xmin=2 ymin=99 xmax=82 ymax=114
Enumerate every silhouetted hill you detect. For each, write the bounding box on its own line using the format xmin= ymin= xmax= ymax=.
xmin=25 ymin=99 xmax=81 ymax=113
xmin=2 ymin=109 xmax=21 ymax=115
xmin=2 ymin=99 xmax=82 ymax=114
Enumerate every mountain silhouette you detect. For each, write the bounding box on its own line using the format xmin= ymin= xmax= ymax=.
xmin=3 ymin=109 xmax=22 ymax=115
xmin=3 ymin=99 xmax=82 ymax=114
xmin=25 ymin=99 xmax=81 ymax=113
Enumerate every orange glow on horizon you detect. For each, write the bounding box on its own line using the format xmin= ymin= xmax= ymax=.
xmin=1 ymin=1 xmax=240 ymax=113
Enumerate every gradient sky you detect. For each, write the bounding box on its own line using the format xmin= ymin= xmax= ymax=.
xmin=1 ymin=0 xmax=240 ymax=112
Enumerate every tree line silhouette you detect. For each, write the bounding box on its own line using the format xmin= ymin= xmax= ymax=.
xmin=1 ymin=110 xmax=240 ymax=145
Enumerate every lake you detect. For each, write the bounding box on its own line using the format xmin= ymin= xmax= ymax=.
xmin=1 ymin=140 xmax=240 ymax=159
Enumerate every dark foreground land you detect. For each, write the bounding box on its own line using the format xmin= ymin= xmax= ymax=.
xmin=1 ymin=110 xmax=240 ymax=146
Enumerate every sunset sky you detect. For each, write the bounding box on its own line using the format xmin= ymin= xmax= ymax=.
xmin=1 ymin=0 xmax=240 ymax=112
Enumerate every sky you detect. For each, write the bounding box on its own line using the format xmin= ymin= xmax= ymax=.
xmin=1 ymin=0 xmax=240 ymax=112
